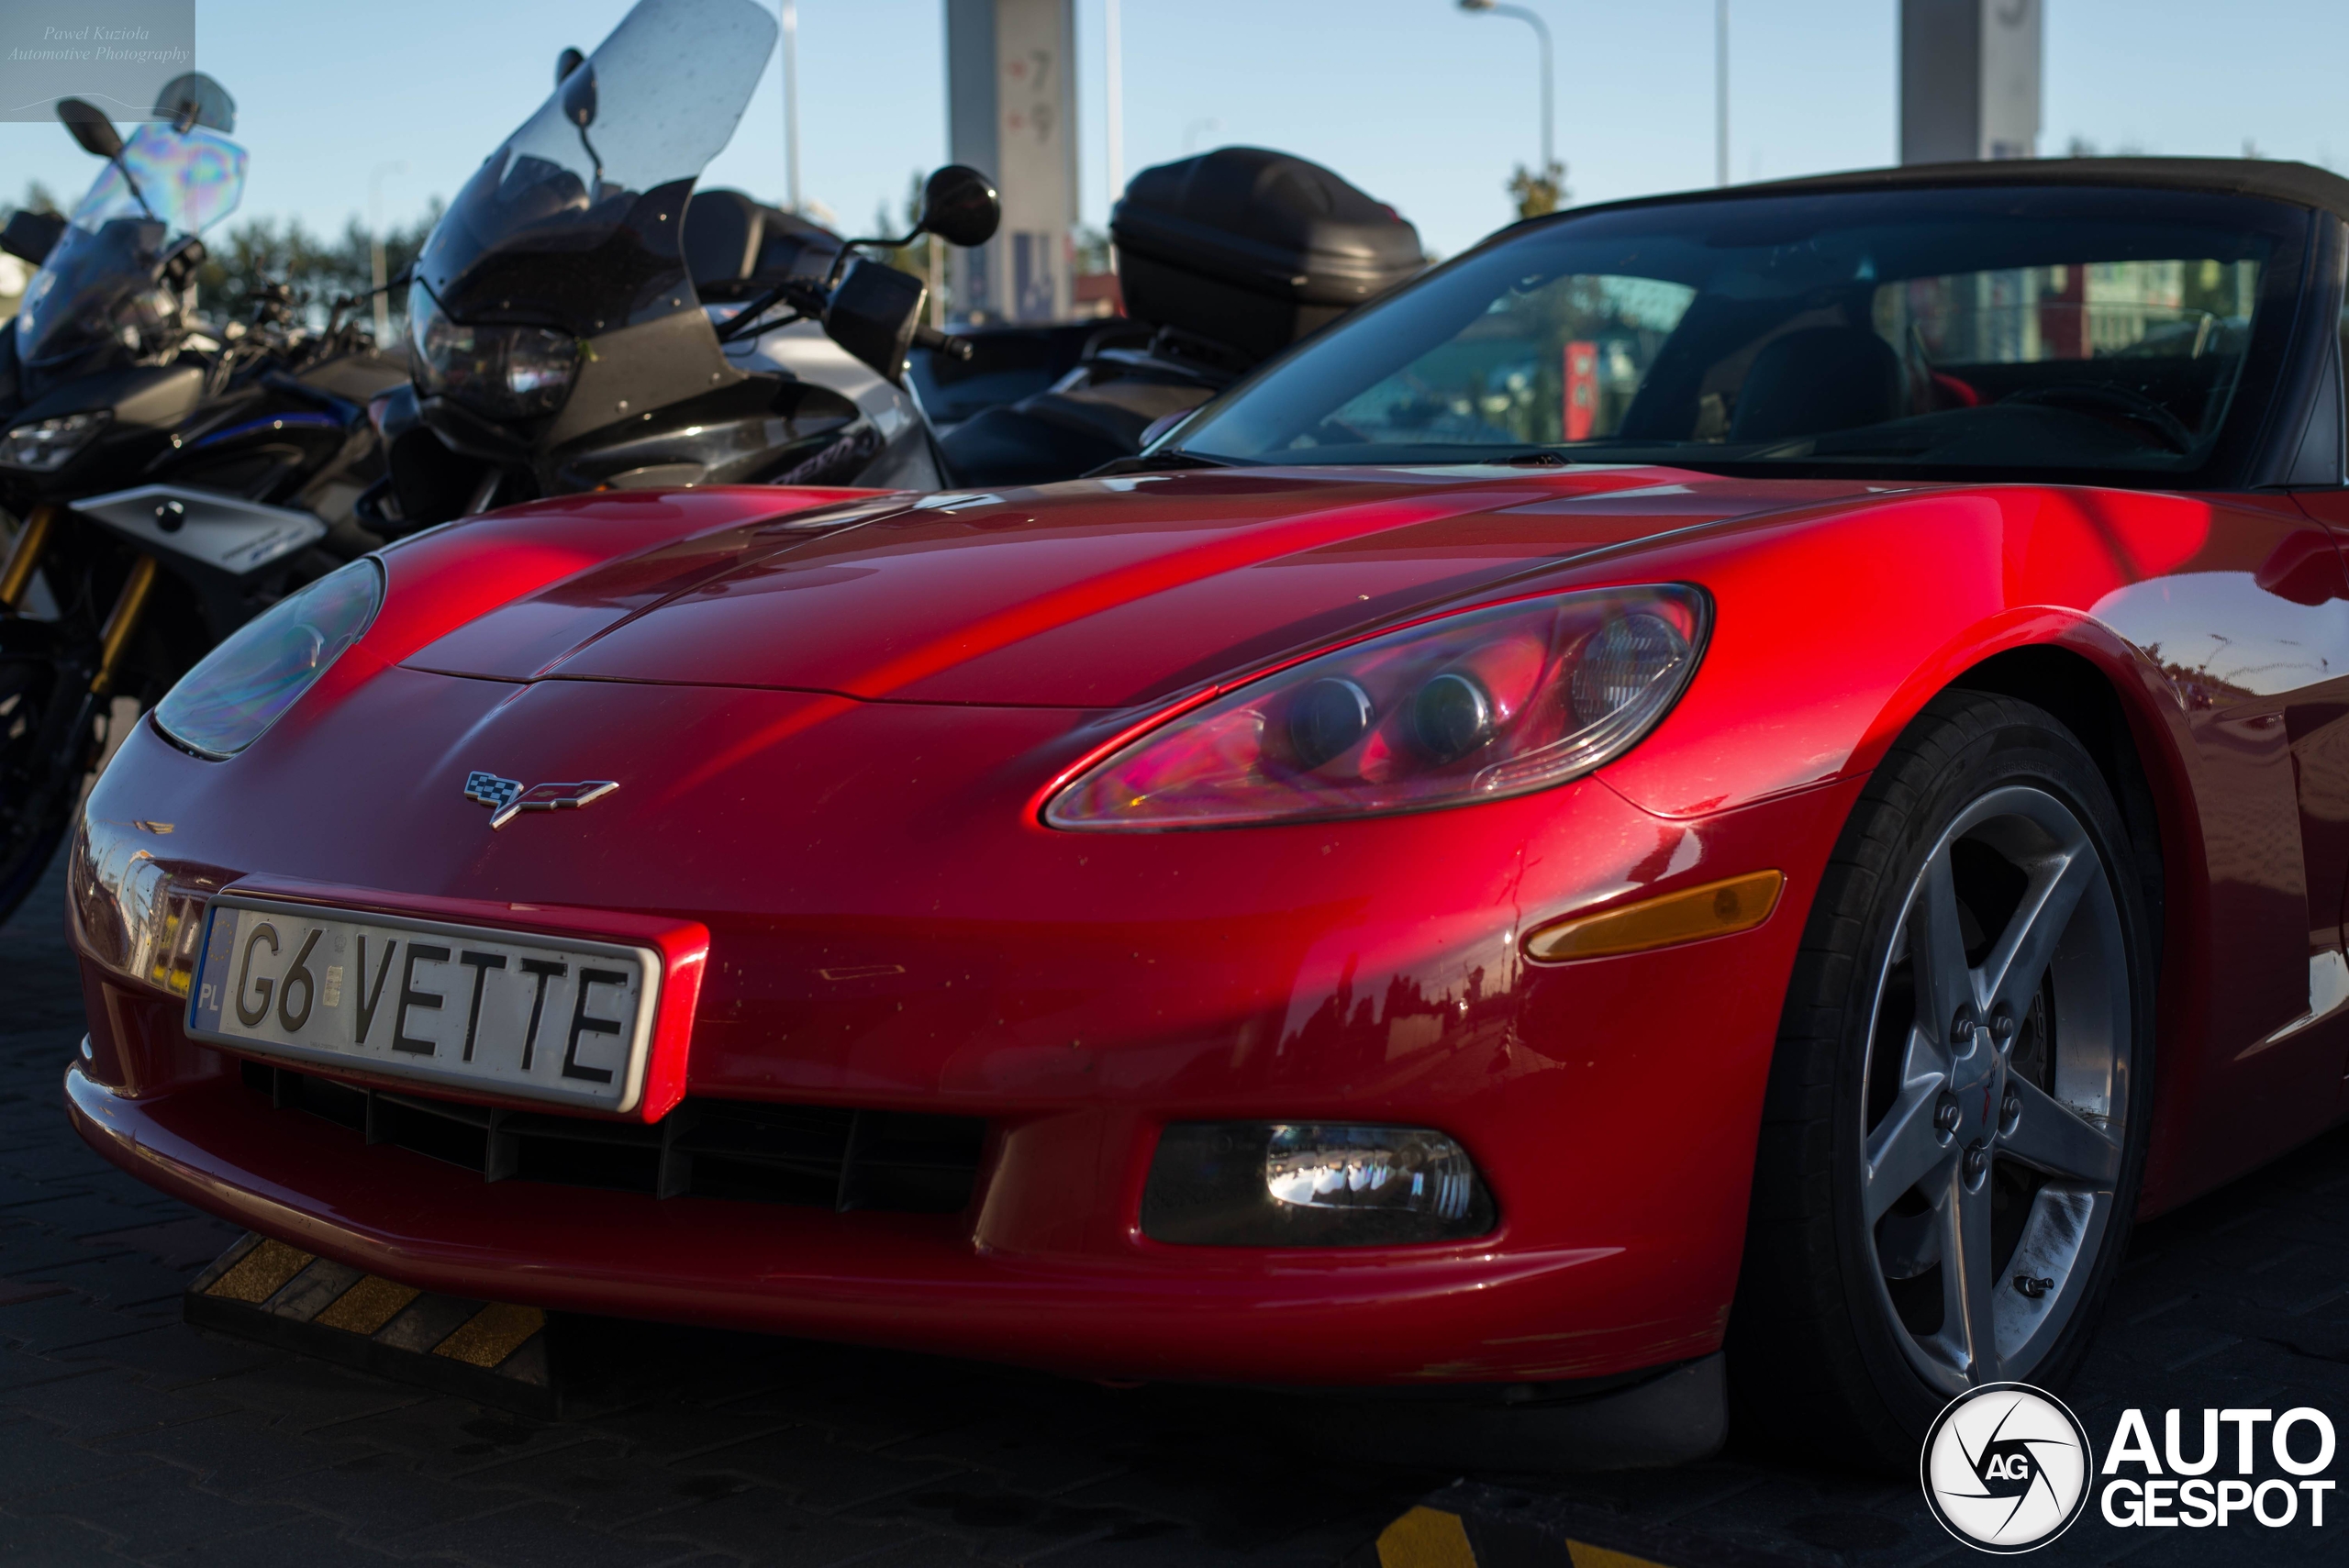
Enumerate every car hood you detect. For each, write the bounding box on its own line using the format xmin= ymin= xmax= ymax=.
xmin=399 ymin=467 xmax=1895 ymax=707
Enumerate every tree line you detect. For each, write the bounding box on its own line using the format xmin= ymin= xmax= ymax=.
xmin=6 ymin=180 xmax=442 ymax=337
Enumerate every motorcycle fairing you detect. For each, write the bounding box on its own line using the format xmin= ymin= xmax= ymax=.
xmin=15 ymin=123 xmax=247 ymax=385
xmin=412 ymin=0 xmax=777 ymax=341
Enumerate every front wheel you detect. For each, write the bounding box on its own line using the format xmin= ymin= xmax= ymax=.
xmin=1729 ymin=691 xmax=2156 ymax=1467
xmin=0 ymin=657 xmax=76 ymax=925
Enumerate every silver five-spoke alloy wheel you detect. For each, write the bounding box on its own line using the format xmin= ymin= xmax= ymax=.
xmin=1859 ymin=784 xmax=2131 ymax=1396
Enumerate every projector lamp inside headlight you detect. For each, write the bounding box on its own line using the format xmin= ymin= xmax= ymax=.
xmin=1047 ymin=584 xmax=1709 ymax=829
xmin=1141 ymin=1121 xmax=1495 ymax=1246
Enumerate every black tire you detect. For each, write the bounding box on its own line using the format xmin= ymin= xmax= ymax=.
xmin=1727 ymin=690 xmax=2157 ymax=1471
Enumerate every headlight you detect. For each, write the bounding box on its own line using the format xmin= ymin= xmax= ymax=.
xmin=1046 ymin=584 xmax=1709 ymax=829
xmin=407 ymin=282 xmax=578 ymax=419
xmin=154 ymin=560 xmax=382 ymax=759
xmin=0 ymin=410 xmax=109 ymax=472
xmin=1142 ymin=1122 xmax=1495 ymax=1246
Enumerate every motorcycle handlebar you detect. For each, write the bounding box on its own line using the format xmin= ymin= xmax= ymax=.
xmin=913 ymin=324 xmax=973 ymax=361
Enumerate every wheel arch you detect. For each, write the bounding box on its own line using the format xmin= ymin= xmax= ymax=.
xmin=1932 ymin=638 xmax=2205 ymax=1213
xmin=1943 ymin=641 xmax=2178 ymax=962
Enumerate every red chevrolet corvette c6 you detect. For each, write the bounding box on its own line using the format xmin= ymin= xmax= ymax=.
xmin=62 ymin=160 xmax=2349 ymax=1463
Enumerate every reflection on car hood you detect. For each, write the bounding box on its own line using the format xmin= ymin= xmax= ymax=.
xmin=400 ymin=467 xmax=1897 ymax=707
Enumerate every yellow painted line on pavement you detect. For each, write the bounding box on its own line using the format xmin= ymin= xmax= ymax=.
xmin=1375 ymin=1503 xmax=1685 ymax=1568
xmin=1569 ymin=1542 xmax=1676 ymax=1568
xmin=1378 ymin=1507 xmax=1477 ymax=1568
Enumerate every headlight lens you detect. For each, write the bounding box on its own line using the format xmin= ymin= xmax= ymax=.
xmin=1142 ymin=1122 xmax=1495 ymax=1246
xmin=407 ymin=282 xmax=579 ymax=419
xmin=154 ymin=560 xmax=382 ymax=759
xmin=0 ymin=410 xmax=109 ymax=472
xmin=1046 ymin=584 xmax=1709 ymax=829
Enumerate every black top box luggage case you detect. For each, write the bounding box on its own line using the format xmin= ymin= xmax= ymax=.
xmin=1109 ymin=147 xmax=1425 ymax=363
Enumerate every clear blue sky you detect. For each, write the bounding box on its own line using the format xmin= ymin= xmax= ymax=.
xmin=0 ymin=1 xmax=2341 ymax=260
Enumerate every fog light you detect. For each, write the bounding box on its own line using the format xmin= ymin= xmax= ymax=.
xmin=1141 ymin=1121 xmax=1495 ymax=1246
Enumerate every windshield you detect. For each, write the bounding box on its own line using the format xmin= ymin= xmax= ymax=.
xmin=411 ymin=0 xmax=776 ymax=339
xmin=1175 ymin=185 xmax=2308 ymax=483
xmin=14 ymin=121 xmax=247 ymax=373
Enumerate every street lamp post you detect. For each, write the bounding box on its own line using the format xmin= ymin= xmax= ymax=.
xmin=781 ymin=1 xmax=801 ymax=212
xmin=1105 ymin=0 xmax=1123 ymax=199
xmin=1458 ymin=0 xmax=1553 ymax=179
xmin=1716 ymin=0 xmax=1729 ymax=186
xmin=368 ymin=161 xmax=406 ymax=346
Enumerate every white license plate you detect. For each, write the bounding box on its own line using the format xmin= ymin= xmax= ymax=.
xmin=186 ymin=895 xmax=662 ymax=1114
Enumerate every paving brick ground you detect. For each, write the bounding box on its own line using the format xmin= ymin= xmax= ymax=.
xmin=2 ymin=847 xmax=2343 ymax=1566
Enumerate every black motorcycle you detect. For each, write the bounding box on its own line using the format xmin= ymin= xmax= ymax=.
xmin=0 ymin=79 xmax=405 ymax=920
xmin=372 ymin=0 xmax=996 ymax=533
xmin=373 ymin=3 xmax=1427 ymax=530
xmin=928 ymin=146 xmax=1426 ymax=486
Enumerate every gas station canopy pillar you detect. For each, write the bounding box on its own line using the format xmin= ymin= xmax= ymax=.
xmin=946 ymin=0 xmax=1079 ymax=322
xmin=1900 ymin=0 xmax=2042 ymax=164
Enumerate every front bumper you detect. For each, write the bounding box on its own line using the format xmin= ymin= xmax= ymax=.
xmin=69 ymin=671 xmax=1860 ymax=1385
xmin=72 ymin=1060 xmax=1684 ymax=1385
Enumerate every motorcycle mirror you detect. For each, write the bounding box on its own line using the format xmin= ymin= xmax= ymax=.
xmin=152 ymin=72 xmax=236 ymax=134
xmin=0 ymin=209 xmax=64 ymax=267
xmin=556 ymin=48 xmax=585 ymax=87
xmin=161 ymin=234 xmax=208 ymax=293
xmin=917 ymin=165 xmax=1000 ymax=249
xmin=559 ymin=61 xmax=597 ymax=129
xmin=826 ymin=256 xmax=927 ymax=386
xmin=55 ymin=97 xmax=123 ymax=161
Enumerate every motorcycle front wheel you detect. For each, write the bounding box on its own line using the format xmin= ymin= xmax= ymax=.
xmin=0 ymin=657 xmax=75 ymax=927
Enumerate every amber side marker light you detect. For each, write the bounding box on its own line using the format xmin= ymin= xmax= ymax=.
xmin=1523 ymin=870 xmax=1785 ymax=962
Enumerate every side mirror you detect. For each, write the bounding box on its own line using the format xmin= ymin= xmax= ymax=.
xmin=152 ymin=72 xmax=236 ymax=134
xmin=0 ymin=209 xmax=65 ymax=267
xmin=161 ymin=235 xmax=208 ymax=292
xmin=918 ymin=165 xmax=1000 ymax=249
xmin=559 ymin=61 xmax=597 ymax=129
xmin=1138 ymin=410 xmax=1192 ymax=449
xmin=2255 ymin=528 xmax=2349 ymax=607
xmin=56 ymin=97 xmax=123 ymax=161
xmin=555 ymin=48 xmax=585 ymax=87
xmin=826 ymin=256 xmax=926 ymax=385
xmin=250 ymin=280 xmax=295 ymax=328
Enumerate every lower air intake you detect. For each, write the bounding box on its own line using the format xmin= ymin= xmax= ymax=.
xmin=240 ymin=1062 xmax=985 ymax=1215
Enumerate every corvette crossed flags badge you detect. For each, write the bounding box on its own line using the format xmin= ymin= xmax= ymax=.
xmin=463 ymin=771 xmax=618 ymax=829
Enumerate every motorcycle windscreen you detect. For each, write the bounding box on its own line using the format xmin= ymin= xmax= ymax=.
xmin=15 ymin=122 xmax=247 ymax=373
xmin=411 ymin=0 xmax=777 ymax=339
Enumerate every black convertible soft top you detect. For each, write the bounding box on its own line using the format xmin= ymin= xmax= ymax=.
xmin=1579 ymin=157 xmax=2349 ymax=225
